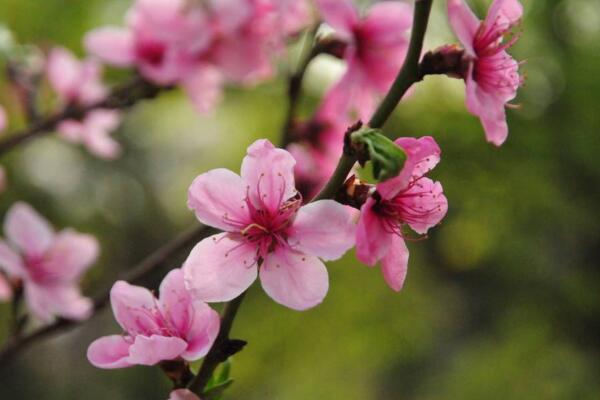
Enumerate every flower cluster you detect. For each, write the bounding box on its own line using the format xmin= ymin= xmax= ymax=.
xmin=85 ymin=0 xmax=312 ymax=113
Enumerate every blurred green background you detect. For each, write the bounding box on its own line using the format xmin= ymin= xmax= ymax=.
xmin=1 ymin=0 xmax=600 ymax=398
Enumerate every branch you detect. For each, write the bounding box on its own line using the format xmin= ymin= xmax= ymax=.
xmin=313 ymin=0 xmax=434 ymax=201
xmin=0 ymin=77 xmax=167 ymax=156
xmin=0 ymin=223 xmax=214 ymax=365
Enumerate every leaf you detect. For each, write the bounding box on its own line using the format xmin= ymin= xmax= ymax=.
xmin=350 ymin=128 xmax=407 ymax=182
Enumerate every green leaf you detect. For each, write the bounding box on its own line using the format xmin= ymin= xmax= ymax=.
xmin=350 ymin=128 xmax=406 ymax=182
xmin=202 ymin=379 xmax=234 ymax=400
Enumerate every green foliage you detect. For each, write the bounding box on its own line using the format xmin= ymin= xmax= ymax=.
xmin=350 ymin=127 xmax=407 ymax=182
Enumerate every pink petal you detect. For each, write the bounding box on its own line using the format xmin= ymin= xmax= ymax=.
xmin=447 ymin=0 xmax=480 ymax=56
xmin=85 ymin=27 xmax=135 ymax=67
xmin=276 ymin=0 xmax=313 ymax=35
xmin=381 ymin=234 xmax=409 ymax=292
xmin=4 ymin=202 xmax=54 ymax=257
xmin=361 ymin=1 xmax=413 ymax=46
xmin=46 ymin=47 xmax=81 ymax=101
xmin=182 ymin=65 xmax=224 ymax=114
xmin=316 ymin=0 xmax=358 ymax=39
xmin=181 ymin=300 xmax=220 ymax=361
xmin=288 ymin=200 xmax=355 ymax=261
xmin=210 ymin=35 xmax=273 ymax=84
xmin=356 ymin=197 xmax=393 ymax=266
xmin=43 ymin=230 xmax=98 ymax=282
xmin=24 ymin=283 xmax=93 ymax=322
xmin=87 ymin=335 xmax=133 ymax=369
xmin=485 ymin=0 xmax=523 ymax=30
xmin=259 ymin=249 xmax=329 ymax=311
xmin=0 ymin=240 xmax=25 ymax=277
xmin=183 ymin=233 xmax=258 ymax=303
xmin=127 ymin=334 xmax=188 ymax=365
xmin=376 ymin=136 xmax=441 ymax=200
xmin=240 ymin=139 xmax=297 ymax=213
xmin=466 ymin=72 xmax=509 ymax=146
xmin=158 ymin=269 xmax=192 ymax=334
xmin=402 ymin=178 xmax=448 ymax=235
xmin=58 ymin=119 xmax=85 ymax=143
xmin=169 ymin=389 xmax=201 ymax=400
xmin=110 ymin=280 xmax=160 ymax=334
xmin=187 ymin=168 xmax=249 ymax=231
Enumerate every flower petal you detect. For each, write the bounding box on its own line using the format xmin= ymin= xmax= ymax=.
xmin=84 ymin=27 xmax=135 ymax=67
xmin=447 ymin=0 xmax=480 ymax=56
xmin=181 ymin=300 xmax=220 ymax=361
xmin=44 ymin=229 xmax=99 ymax=282
xmin=316 ymin=0 xmax=358 ymax=39
xmin=169 ymin=389 xmax=201 ymax=400
xmin=485 ymin=0 xmax=523 ymax=30
xmin=0 ymin=274 xmax=12 ymax=301
xmin=288 ymin=200 xmax=355 ymax=261
xmin=259 ymin=249 xmax=328 ymax=311
xmin=187 ymin=168 xmax=249 ymax=231
xmin=356 ymin=197 xmax=393 ymax=266
xmin=381 ymin=235 xmax=409 ymax=292
xmin=377 ymin=136 xmax=441 ymax=200
xmin=158 ymin=268 xmax=192 ymax=334
xmin=4 ymin=202 xmax=54 ymax=257
xmin=181 ymin=65 xmax=224 ymax=114
xmin=110 ymin=280 xmax=160 ymax=334
xmin=128 ymin=334 xmax=188 ymax=365
xmin=183 ymin=233 xmax=258 ymax=303
xmin=466 ymin=71 xmax=509 ymax=146
xmin=0 ymin=105 xmax=6 ymax=132
xmin=361 ymin=1 xmax=412 ymax=46
xmin=24 ymin=283 xmax=93 ymax=322
xmin=87 ymin=335 xmax=133 ymax=369
xmin=46 ymin=47 xmax=81 ymax=101
xmin=401 ymin=178 xmax=448 ymax=235
xmin=0 ymin=240 xmax=25 ymax=277
xmin=240 ymin=139 xmax=297 ymax=213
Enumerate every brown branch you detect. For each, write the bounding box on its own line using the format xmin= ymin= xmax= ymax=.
xmin=0 ymin=76 xmax=167 ymax=156
xmin=0 ymin=223 xmax=214 ymax=365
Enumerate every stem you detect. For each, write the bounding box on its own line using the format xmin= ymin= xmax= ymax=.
xmin=188 ymin=292 xmax=247 ymax=395
xmin=281 ymin=25 xmax=323 ymax=147
xmin=312 ymin=0 xmax=434 ymax=202
xmin=0 ymin=223 xmax=213 ymax=365
xmin=0 ymin=77 xmax=166 ymax=156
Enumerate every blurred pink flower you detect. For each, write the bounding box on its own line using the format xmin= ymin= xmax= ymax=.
xmin=169 ymin=389 xmax=201 ymax=400
xmin=87 ymin=269 xmax=220 ymax=369
xmin=0 ymin=202 xmax=99 ymax=322
xmin=356 ymin=137 xmax=448 ymax=291
xmin=0 ymin=273 xmax=11 ymax=302
xmin=47 ymin=47 xmax=107 ymax=106
xmin=447 ymin=0 xmax=523 ymax=146
xmin=57 ymin=110 xmax=122 ymax=159
xmin=184 ymin=139 xmax=355 ymax=310
xmin=316 ymin=0 xmax=413 ymax=120
xmin=0 ymin=105 xmax=7 ymax=132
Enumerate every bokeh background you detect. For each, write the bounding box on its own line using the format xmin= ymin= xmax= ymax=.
xmin=1 ymin=0 xmax=600 ymax=398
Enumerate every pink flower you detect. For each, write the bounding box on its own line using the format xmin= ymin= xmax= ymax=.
xmin=316 ymin=0 xmax=413 ymax=120
xmin=0 ymin=202 xmax=99 ymax=321
xmin=184 ymin=139 xmax=356 ymax=310
xmin=47 ymin=47 xmax=107 ymax=106
xmin=356 ymin=137 xmax=448 ymax=291
xmin=447 ymin=0 xmax=523 ymax=146
xmin=87 ymin=268 xmax=220 ymax=369
xmin=57 ymin=110 xmax=122 ymax=159
xmin=169 ymin=389 xmax=201 ymax=400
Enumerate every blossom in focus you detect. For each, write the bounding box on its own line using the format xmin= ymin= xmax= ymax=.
xmin=168 ymin=389 xmax=201 ymax=400
xmin=184 ymin=139 xmax=356 ymax=310
xmin=447 ymin=0 xmax=523 ymax=146
xmin=0 ymin=202 xmax=99 ymax=321
xmin=87 ymin=268 xmax=220 ymax=369
xmin=316 ymin=0 xmax=413 ymax=120
xmin=46 ymin=47 xmax=123 ymax=158
xmin=356 ymin=137 xmax=448 ymax=291
xmin=85 ymin=0 xmax=312 ymax=113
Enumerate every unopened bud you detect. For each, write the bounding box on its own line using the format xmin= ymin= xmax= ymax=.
xmin=348 ymin=127 xmax=406 ymax=182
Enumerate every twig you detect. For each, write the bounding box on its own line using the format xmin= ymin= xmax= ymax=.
xmin=0 ymin=77 xmax=166 ymax=156
xmin=0 ymin=223 xmax=213 ymax=365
